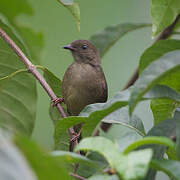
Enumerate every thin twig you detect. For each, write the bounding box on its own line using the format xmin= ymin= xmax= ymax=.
xmin=70 ymin=173 xmax=87 ymax=180
xmin=156 ymin=14 xmax=180 ymax=41
xmin=0 ymin=27 xmax=78 ymax=150
xmin=123 ymin=68 xmax=139 ymax=90
xmin=101 ymin=14 xmax=180 ymax=133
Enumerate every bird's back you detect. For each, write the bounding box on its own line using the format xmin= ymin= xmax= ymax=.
xmin=62 ymin=62 xmax=108 ymax=116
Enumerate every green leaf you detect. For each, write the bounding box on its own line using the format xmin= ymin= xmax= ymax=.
xmin=152 ymin=69 xmax=180 ymax=124
xmin=134 ymin=83 xmax=180 ymax=124
xmin=128 ymin=115 xmax=146 ymax=135
xmin=129 ymin=50 xmax=180 ymax=115
xmin=77 ymin=151 xmax=108 ymax=178
xmin=14 ymin=135 xmax=70 ymax=180
xmin=103 ymin=119 xmax=145 ymax=137
xmin=38 ymin=66 xmax=62 ymax=97
xmin=139 ymin=39 xmax=180 ymax=74
xmin=75 ymin=137 xmax=125 ymax=172
xmin=75 ymin=137 xmax=152 ymax=180
xmin=124 ymin=149 xmax=152 ymax=180
xmin=54 ymin=85 xmax=180 ymax=150
xmin=144 ymin=85 xmax=180 ymax=101
xmin=0 ymin=15 xmax=29 ymax=56
xmin=18 ymin=27 xmax=44 ymax=64
xmin=151 ymin=159 xmax=180 ymax=180
xmin=49 ymin=105 xmax=67 ymax=126
xmin=175 ymin=110 xmax=180 ymax=159
xmin=147 ymin=119 xmax=176 ymax=152
xmin=139 ymin=84 xmax=180 ymax=126
xmin=139 ymin=39 xmax=180 ymax=124
xmin=124 ymin=136 xmax=177 ymax=155
xmin=151 ymin=0 xmax=180 ymax=36
xmin=0 ymin=0 xmax=33 ymax=21
xmin=78 ymin=108 xmax=145 ymax=177
xmin=57 ymin=0 xmax=80 ymax=31
xmin=103 ymin=106 xmax=146 ymax=135
xmin=90 ymin=23 xmax=151 ymax=57
xmin=0 ymin=19 xmax=37 ymax=136
xmin=101 ymin=124 xmax=143 ymax=153
xmin=0 ymin=69 xmax=28 ymax=91
xmin=37 ymin=66 xmax=67 ymax=125
xmin=54 ymin=89 xmax=129 ymax=150
xmin=54 ymin=116 xmax=86 ymax=151
xmin=152 ymin=71 xmax=180 ymax=124
xmin=151 ymin=99 xmax=180 ymax=124
xmin=166 ymin=147 xmax=179 ymax=160
xmin=101 ymin=107 xmax=145 ymax=152
xmin=88 ymin=174 xmax=119 ymax=180
xmin=142 ymin=118 xmax=176 ymax=180
xmin=51 ymin=151 xmax=100 ymax=170
xmin=0 ymin=0 xmax=44 ymax=63
xmin=0 ymin=130 xmax=36 ymax=180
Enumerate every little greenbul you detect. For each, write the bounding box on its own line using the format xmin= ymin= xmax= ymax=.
xmin=62 ymin=40 xmax=108 ymax=141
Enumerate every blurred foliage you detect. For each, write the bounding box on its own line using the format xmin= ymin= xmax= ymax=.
xmin=90 ymin=23 xmax=151 ymax=57
xmin=0 ymin=18 xmax=36 ymax=136
xmin=0 ymin=0 xmax=44 ymax=63
xmin=0 ymin=0 xmax=180 ymax=180
xmin=57 ymin=0 xmax=80 ymax=31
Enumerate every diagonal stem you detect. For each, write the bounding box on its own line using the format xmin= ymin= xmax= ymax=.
xmin=0 ymin=27 xmax=78 ymax=150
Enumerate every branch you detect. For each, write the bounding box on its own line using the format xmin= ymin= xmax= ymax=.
xmin=123 ymin=68 xmax=139 ymax=90
xmin=156 ymin=14 xmax=180 ymax=41
xmin=0 ymin=27 xmax=78 ymax=150
xmin=70 ymin=173 xmax=87 ymax=180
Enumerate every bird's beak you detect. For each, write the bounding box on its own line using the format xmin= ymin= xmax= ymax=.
xmin=63 ymin=45 xmax=75 ymax=51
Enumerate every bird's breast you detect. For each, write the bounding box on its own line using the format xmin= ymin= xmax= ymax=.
xmin=62 ymin=62 xmax=107 ymax=115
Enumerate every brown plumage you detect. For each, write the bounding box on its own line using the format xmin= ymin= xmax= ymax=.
xmin=62 ymin=40 xmax=108 ymax=144
xmin=62 ymin=40 xmax=108 ymax=116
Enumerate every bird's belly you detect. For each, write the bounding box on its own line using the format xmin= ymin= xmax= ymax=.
xmin=65 ymin=78 xmax=98 ymax=115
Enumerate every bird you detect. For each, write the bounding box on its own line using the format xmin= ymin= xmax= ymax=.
xmin=61 ymin=40 xmax=108 ymax=142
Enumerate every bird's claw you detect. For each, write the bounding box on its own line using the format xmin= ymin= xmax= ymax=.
xmin=52 ymin=98 xmax=64 ymax=107
xmin=71 ymin=128 xmax=82 ymax=142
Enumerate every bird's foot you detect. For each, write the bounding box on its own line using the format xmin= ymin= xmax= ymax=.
xmin=52 ymin=98 xmax=64 ymax=107
xmin=171 ymin=135 xmax=176 ymax=142
xmin=71 ymin=128 xmax=82 ymax=142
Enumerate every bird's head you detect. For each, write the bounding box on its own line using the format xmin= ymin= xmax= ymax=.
xmin=63 ymin=40 xmax=101 ymax=65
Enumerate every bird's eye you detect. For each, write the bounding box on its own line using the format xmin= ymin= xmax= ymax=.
xmin=82 ymin=44 xmax=88 ymax=50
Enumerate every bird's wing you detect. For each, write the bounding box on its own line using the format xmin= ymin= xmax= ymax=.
xmin=101 ymin=77 xmax=108 ymax=102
